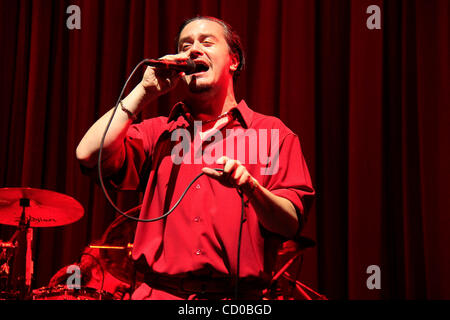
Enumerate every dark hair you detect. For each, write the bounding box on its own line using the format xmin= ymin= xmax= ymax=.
xmin=175 ymin=16 xmax=245 ymax=81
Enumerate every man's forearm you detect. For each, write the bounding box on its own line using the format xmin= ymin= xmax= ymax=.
xmin=244 ymin=180 xmax=299 ymax=238
xmin=202 ymin=158 xmax=301 ymax=239
xmin=75 ymin=84 xmax=152 ymax=167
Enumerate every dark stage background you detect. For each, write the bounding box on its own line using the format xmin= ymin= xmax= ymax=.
xmin=0 ymin=0 xmax=448 ymax=299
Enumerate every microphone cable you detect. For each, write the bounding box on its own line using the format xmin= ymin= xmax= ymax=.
xmin=97 ymin=59 xmax=247 ymax=299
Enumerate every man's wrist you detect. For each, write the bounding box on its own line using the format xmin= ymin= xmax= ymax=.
xmin=119 ymin=100 xmax=137 ymax=121
xmin=121 ymin=83 xmax=156 ymax=118
xmin=139 ymin=82 xmax=162 ymax=103
xmin=242 ymin=176 xmax=259 ymax=200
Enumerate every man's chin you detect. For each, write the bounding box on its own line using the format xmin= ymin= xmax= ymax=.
xmin=187 ymin=81 xmax=213 ymax=94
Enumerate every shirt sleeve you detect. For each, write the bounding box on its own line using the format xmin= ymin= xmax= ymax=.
xmin=262 ymin=132 xmax=315 ymax=234
xmin=79 ymin=118 xmax=162 ymax=191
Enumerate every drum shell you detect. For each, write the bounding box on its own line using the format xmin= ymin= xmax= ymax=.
xmin=32 ymin=285 xmax=114 ymax=300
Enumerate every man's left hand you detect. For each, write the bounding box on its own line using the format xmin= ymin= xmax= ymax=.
xmin=201 ymin=156 xmax=257 ymax=194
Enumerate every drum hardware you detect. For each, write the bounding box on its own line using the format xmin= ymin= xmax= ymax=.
xmin=263 ymin=236 xmax=327 ymax=300
xmin=0 ymin=187 xmax=84 ymax=299
xmin=0 ymin=241 xmax=16 ymax=249
xmin=0 ymin=242 xmax=13 ymax=293
xmin=0 ymin=233 xmax=19 ymax=294
xmin=5 ymin=197 xmax=34 ymax=299
xmin=88 ymin=243 xmax=133 ymax=256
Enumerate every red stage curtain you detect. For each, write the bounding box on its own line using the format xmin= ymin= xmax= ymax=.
xmin=0 ymin=0 xmax=448 ymax=299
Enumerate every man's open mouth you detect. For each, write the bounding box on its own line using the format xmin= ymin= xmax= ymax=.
xmin=193 ymin=61 xmax=209 ymax=73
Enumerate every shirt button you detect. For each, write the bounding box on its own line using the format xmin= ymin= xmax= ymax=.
xmin=195 ymin=184 xmax=201 ymax=189
xmin=194 ymin=216 xmax=200 ymax=222
xmin=195 ymin=249 xmax=202 ymax=255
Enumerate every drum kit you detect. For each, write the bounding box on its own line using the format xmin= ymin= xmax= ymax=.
xmin=0 ymin=187 xmax=137 ymax=300
xmin=0 ymin=187 xmax=325 ymax=300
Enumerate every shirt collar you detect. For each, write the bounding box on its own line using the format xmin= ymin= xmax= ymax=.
xmin=168 ymin=101 xmax=192 ymax=122
xmin=228 ymin=100 xmax=253 ymax=129
xmin=166 ymin=102 xmax=192 ymax=132
xmin=167 ymin=99 xmax=254 ymax=129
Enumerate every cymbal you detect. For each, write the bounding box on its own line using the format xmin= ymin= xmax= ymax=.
xmin=92 ymin=207 xmax=139 ymax=284
xmin=0 ymin=187 xmax=84 ymax=227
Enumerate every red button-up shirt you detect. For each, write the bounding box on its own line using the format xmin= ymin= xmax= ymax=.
xmin=94 ymin=100 xmax=314 ymax=288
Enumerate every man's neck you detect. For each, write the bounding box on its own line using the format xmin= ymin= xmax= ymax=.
xmin=185 ymin=85 xmax=237 ymax=121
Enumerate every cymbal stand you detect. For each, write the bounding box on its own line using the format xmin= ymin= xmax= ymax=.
xmin=9 ymin=198 xmax=34 ymax=299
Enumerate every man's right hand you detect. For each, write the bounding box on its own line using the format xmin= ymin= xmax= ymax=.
xmin=140 ymin=53 xmax=189 ymax=98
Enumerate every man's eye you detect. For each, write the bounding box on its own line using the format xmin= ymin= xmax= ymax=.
xmin=181 ymin=44 xmax=191 ymax=51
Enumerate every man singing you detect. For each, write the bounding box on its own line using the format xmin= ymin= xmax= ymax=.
xmin=76 ymin=16 xmax=314 ymax=300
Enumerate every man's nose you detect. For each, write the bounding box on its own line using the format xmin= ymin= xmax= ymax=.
xmin=188 ymin=41 xmax=203 ymax=58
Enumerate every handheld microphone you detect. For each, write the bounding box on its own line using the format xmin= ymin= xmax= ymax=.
xmin=144 ymin=58 xmax=197 ymax=75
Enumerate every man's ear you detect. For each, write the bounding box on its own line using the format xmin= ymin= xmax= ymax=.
xmin=229 ymin=52 xmax=240 ymax=72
